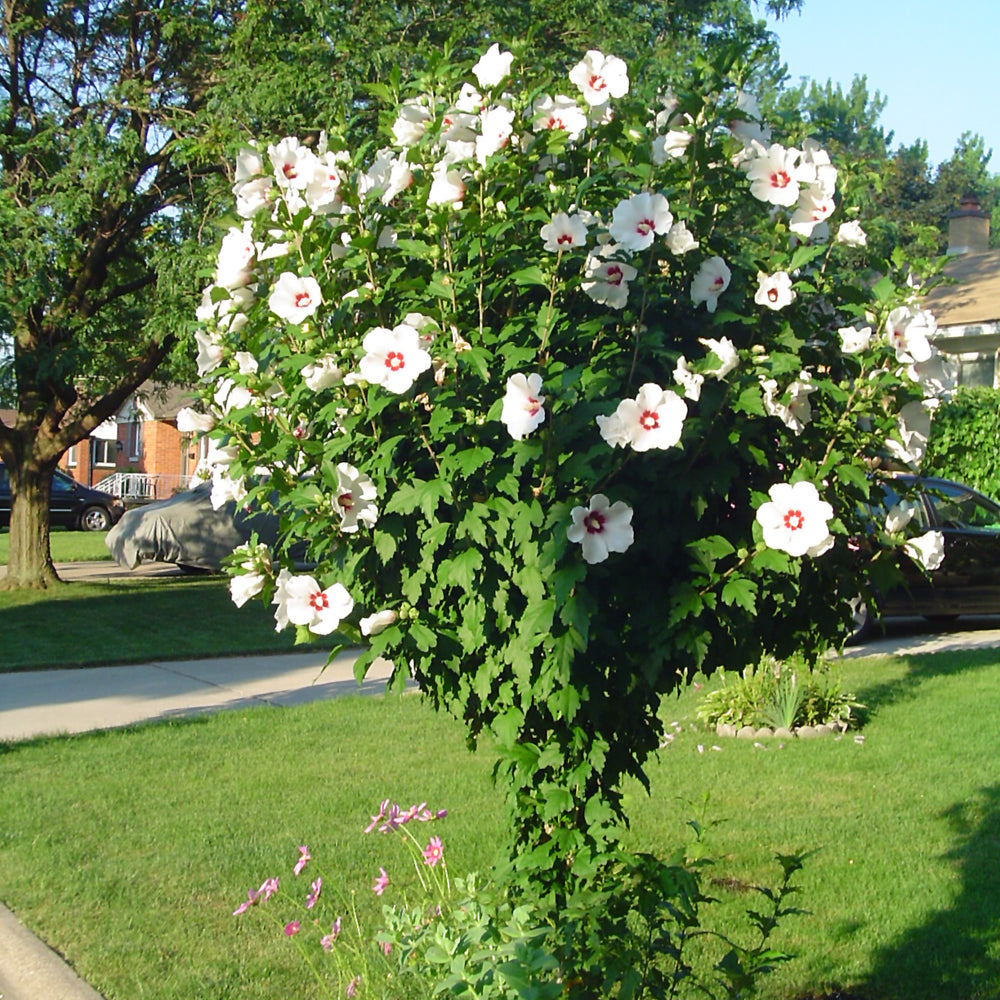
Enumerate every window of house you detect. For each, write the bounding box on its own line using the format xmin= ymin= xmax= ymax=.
xmin=93 ymin=439 xmax=117 ymax=467
xmin=129 ymin=420 xmax=143 ymax=460
xmin=66 ymin=444 xmax=78 ymax=467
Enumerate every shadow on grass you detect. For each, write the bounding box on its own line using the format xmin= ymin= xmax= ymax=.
xmin=0 ymin=575 xmax=333 ymax=671
xmin=858 ymin=782 xmax=1000 ymax=1000
xmin=852 ymin=647 xmax=1000 ymax=720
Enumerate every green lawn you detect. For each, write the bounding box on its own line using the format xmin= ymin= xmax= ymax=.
xmin=0 ymin=575 xmax=337 ymax=670
xmin=0 ymin=526 xmax=114 ymax=563
xmin=2 ymin=649 xmax=1000 ymax=999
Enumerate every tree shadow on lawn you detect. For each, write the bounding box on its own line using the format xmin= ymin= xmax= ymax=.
xmin=850 ymin=647 xmax=1000 ymax=722
xmin=856 ymin=781 xmax=1000 ymax=1000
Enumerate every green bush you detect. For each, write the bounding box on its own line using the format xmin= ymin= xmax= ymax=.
xmin=924 ymin=386 xmax=1000 ymax=499
xmin=696 ymin=655 xmax=862 ymax=731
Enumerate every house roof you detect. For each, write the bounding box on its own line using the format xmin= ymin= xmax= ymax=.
xmin=923 ymin=249 xmax=1000 ymax=329
xmin=129 ymin=383 xmax=198 ymax=421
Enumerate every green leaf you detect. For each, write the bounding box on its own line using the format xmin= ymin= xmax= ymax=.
xmin=721 ymin=577 xmax=757 ymax=613
xmin=408 ymin=621 xmax=438 ymax=652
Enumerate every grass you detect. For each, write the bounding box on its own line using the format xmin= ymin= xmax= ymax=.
xmin=0 ymin=526 xmax=114 ymax=563
xmin=3 ymin=649 xmax=1000 ymax=999
xmin=0 ymin=575 xmax=336 ymax=671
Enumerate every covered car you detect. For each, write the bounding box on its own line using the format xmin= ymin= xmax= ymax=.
xmin=105 ymin=481 xmax=283 ymax=572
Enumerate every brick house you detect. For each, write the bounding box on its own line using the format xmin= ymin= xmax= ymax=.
xmin=924 ymin=195 xmax=1000 ymax=388
xmin=59 ymin=383 xmax=205 ymax=500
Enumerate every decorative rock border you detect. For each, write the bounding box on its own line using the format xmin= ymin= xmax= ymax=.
xmin=716 ymin=720 xmax=850 ymax=740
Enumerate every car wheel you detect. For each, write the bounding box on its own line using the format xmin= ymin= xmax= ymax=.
xmin=847 ymin=596 xmax=872 ymax=645
xmin=81 ymin=505 xmax=112 ymax=532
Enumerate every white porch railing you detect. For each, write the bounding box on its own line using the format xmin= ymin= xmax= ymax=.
xmin=92 ymin=472 xmax=191 ymax=501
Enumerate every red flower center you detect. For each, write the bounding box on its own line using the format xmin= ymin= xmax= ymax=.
xmin=606 ymin=265 xmax=623 ymax=286
xmin=636 ymin=218 xmax=654 ymax=236
xmin=557 ymin=233 xmax=574 ymax=244
xmin=589 ymin=73 xmax=607 ymax=92
xmin=384 ymin=351 xmax=405 ymax=371
xmin=783 ymin=509 xmax=805 ymax=531
xmin=294 ymin=291 xmax=312 ymax=308
xmin=338 ymin=492 xmax=354 ymax=510
xmin=526 ymin=397 xmax=541 ymax=417
xmin=282 ymin=162 xmax=298 ymax=179
xmin=770 ymin=170 xmax=791 ymax=188
xmin=767 ymin=287 xmax=779 ymax=302
xmin=639 ymin=409 xmax=659 ymax=431
xmin=309 ymin=591 xmax=329 ymax=611
xmin=712 ymin=275 xmax=725 ymax=289
xmin=584 ymin=511 xmax=606 ymax=534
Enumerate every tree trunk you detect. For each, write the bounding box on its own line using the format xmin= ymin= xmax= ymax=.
xmin=1 ymin=460 xmax=60 ymax=589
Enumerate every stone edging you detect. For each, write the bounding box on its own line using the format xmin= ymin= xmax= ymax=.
xmin=716 ymin=720 xmax=850 ymax=740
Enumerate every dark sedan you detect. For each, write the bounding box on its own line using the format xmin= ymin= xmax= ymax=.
xmin=0 ymin=463 xmax=125 ymax=531
xmin=852 ymin=475 xmax=1000 ymax=637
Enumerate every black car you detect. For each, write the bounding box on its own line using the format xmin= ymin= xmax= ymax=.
xmin=852 ymin=475 xmax=1000 ymax=637
xmin=0 ymin=463 xmax=125 ymax=532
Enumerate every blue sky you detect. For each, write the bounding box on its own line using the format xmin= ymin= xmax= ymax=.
xmin=765 ymin=0 xmax=999 ymax=169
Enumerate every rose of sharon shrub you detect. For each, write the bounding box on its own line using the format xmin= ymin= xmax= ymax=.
xmin=192 ymin=41 xmax=947 ymax=890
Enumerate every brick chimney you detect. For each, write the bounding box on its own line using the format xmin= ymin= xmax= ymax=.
xmin=947 ymin=193 xmax=990 ymax=254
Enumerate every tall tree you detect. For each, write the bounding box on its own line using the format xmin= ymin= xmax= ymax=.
xmin=0 ymin=0 xmax=796 ymax=589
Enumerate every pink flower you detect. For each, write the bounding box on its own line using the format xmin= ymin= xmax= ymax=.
xmin=422 ymin=836 xmax=444 ymax=867
xmin=321 ymin=917 xmax=343 ymax=951
xmin=293 ymin=845 xmax=311 ymax=876
xmin=365 ymin=798 xmax=391 ymax=834
xmin=284 ymin=921 xmax=301 ymax=936
xmin=306 ymin=877 xmax=322 ymax=909
xmin=346 ymin=977 xmax=360 ymax=998
xmin=372 ymin=867 xmax=389 ymax=896
xmin=380 ymin=940 xmax=392 ymax=956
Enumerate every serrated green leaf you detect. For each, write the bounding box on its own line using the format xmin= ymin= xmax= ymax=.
xmin=721 ymin=576 xmax=757 ymax=612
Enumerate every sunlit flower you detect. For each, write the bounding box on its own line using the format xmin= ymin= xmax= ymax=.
xmin=887 ymin=306 xmax=935 ymax=364
xmin=427 ymin=163 xmax=466 ymax=207
xmin=210 ymin=467 xmax=246 ymax=511
xmin=754 ymin=271 xmax=796 ymax=310
xmin=472 ymin=43 xmax=514 ymax=88
xmin=230 ymin=570 xmax=266 ymax=609
xmin=304 ymin=151 xmax=348 ymax=215
xmin=789 ymin=190 xmax=835 ymax=238
xmin=673 ymin=356 xmax=704 ymax=401
xmin=569 ymin=50 xmax=629 ymax=106
xmin=321 ymin=917 xmax=342 ymax=951
xmin=347 ymin=976 xmax=360 ymax=998
xmin=531 ymin=94 xmax=588 ymax=141
xmin=690 ymin=257 xmax=731 ymax=312
xmin=597 ymin=383 xmax=687 ymax=452
xmin=176 ymin=407 xmax=216 ymax=434
xmin=422 ymin=836 xmax=444 ymax=867
xmin=904 ymin=530 xmax=945 ymax=571
xmin=284 ymin=921 xmax=300 ymax=937
xmin=275 ymin=574 xmax=354 ymax=636
xmin=581 ymin=248 xmax=637 ymax=310
xmin=302 ymin=355 xmax=343 ymax=391
xmin=664 ymin=221 xmax=699 ymax=255
xmin=359 ymin=324 xmax=433 ymax=394
xmin=755 ymin=480 xmax=834 ymax=557
xmin=392 ymin=99 xmax=432 ymax=147
xmin=293 ymin=844 xmax=311 ymax=875
xmin=837 ymin=220 xmax=868 ymax=247
xmin=372 ymin=867 xmax=390 ymax=896
xmin=268 ymin=136 xmax=314 ymax=191
xmin=476 ymin=104 xmax=515 ymax=165
xmin=609 ymin=191 xmax=672 ymax=252
xmin=360 ymin=610 xmax=398 ymax=637
xmin=501 ymin=372 xmax=546 ymax=440
xmin=652 ymin=127 xmax=694 ymax=162
xmin=306 ymin=877 xmax=322 ymax=909
xmin=885 ymin=499 xmax=918 ymax=534
xmin=333 ymin=462 xmax=379 ymax=532
xmin=540 ymin=212 xmax=589 ymax=252
xmin=195 ymin=330 xmax=224 ymax=377
xmin=885 ymin=399 xmax=932 ymax=468
xmin=744 ymin=141 xmax=810 ymax=207
xmin=839 ymin=326 xmax=872 ymax=354
xmin=215 ymin=224 xmax=256 ymax=291
xmin=699 ymin=336 xmax=739 ymax=379
xmin=269 ymin=272 xmax=322 ymax=325
xmin=567 ymin=494 xmax=634 ymax=564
